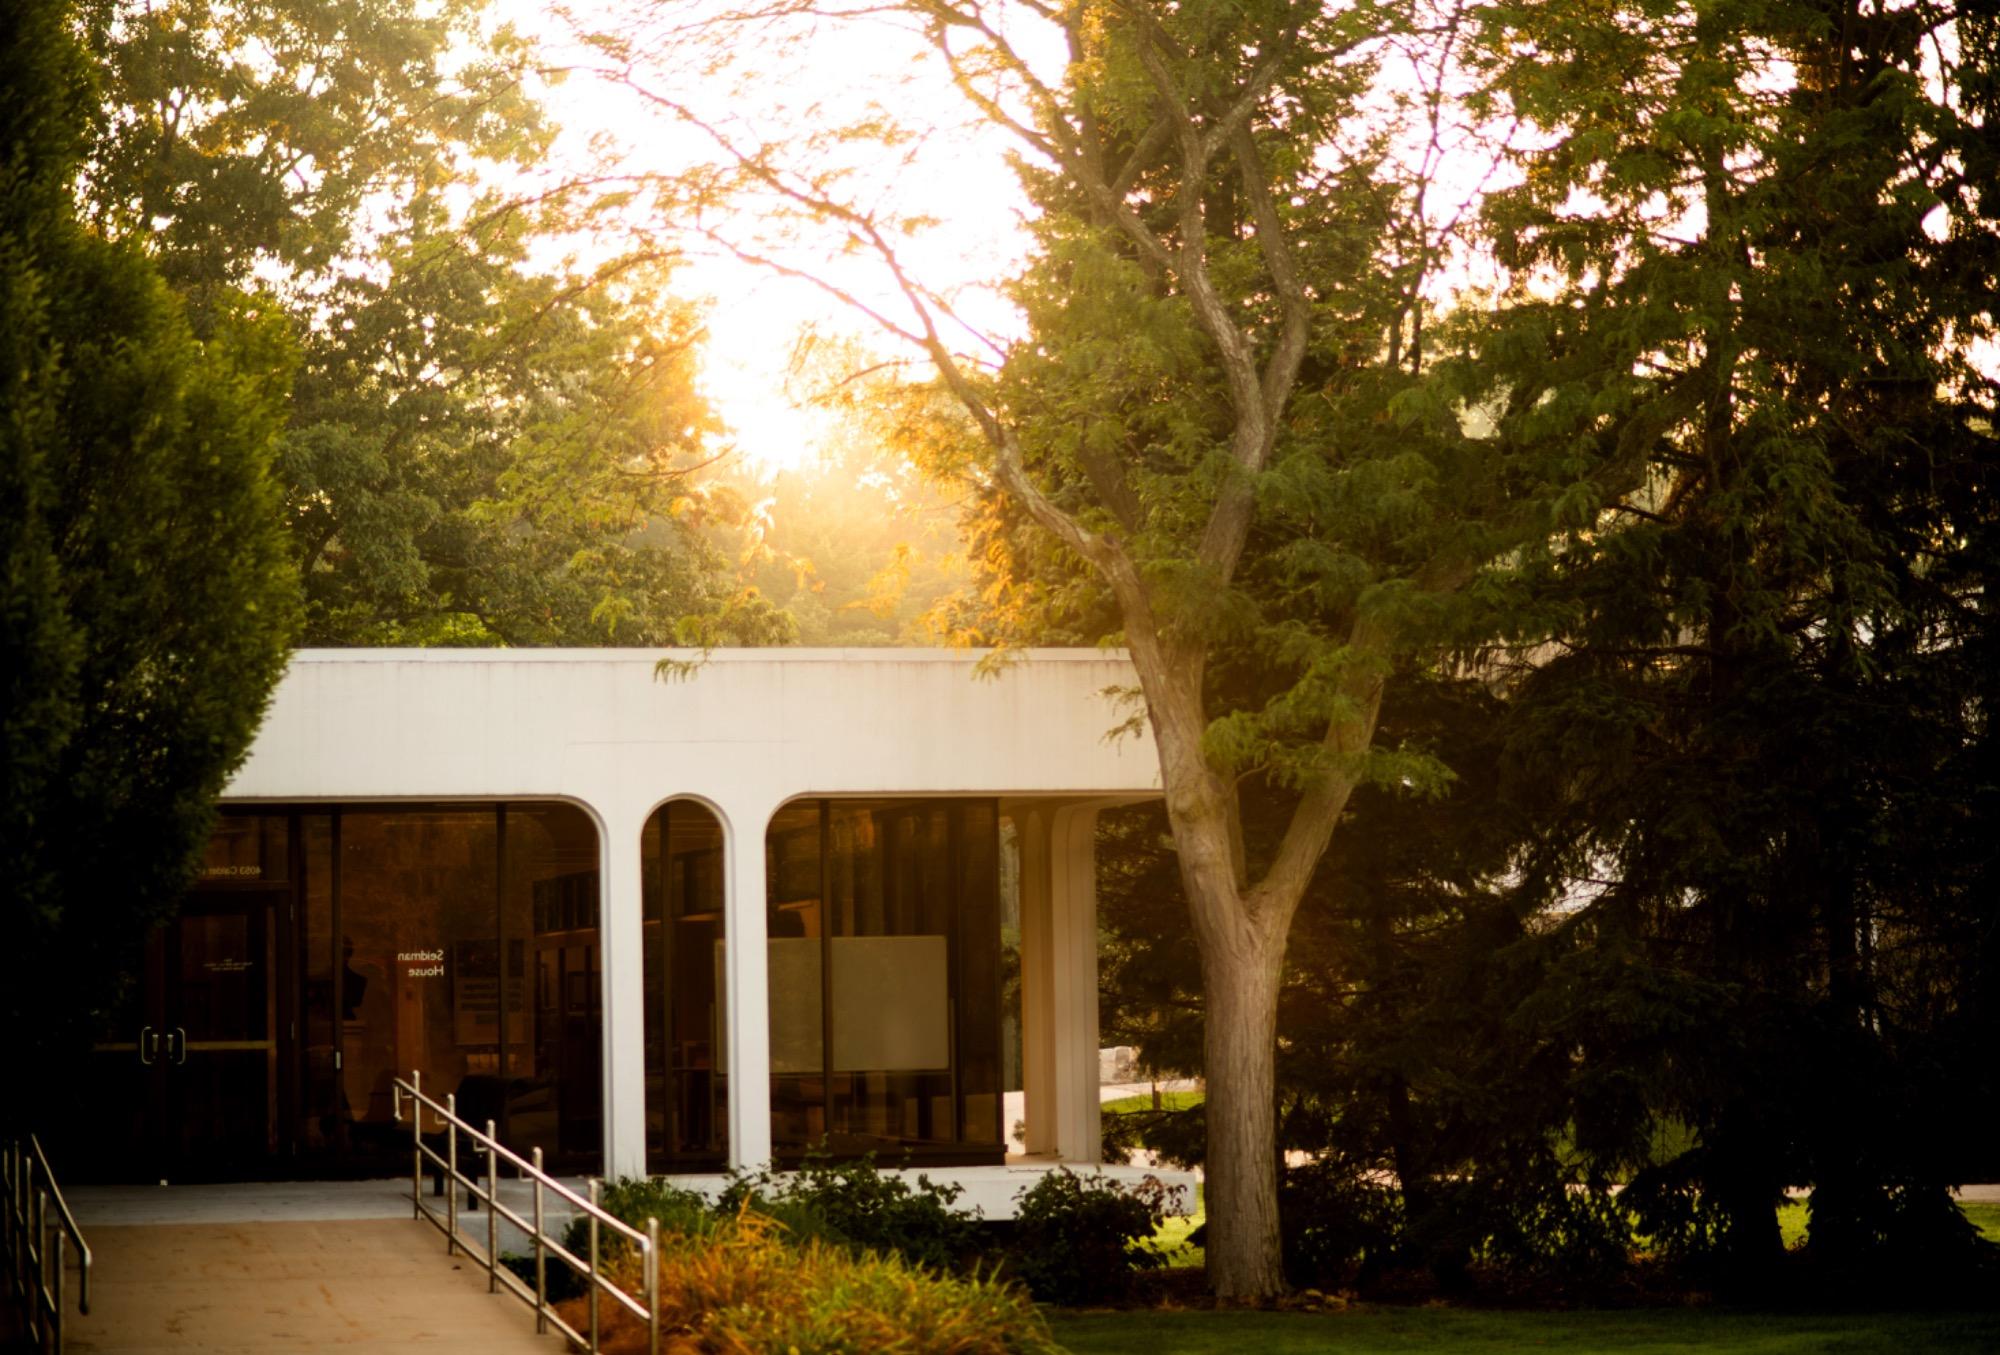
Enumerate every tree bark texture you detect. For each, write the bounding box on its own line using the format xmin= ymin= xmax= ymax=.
xmin=1195 ymin=904 xmax=1289 ymax=1298
xmin=1134 ymin=653 xmax=1379 ymax=1299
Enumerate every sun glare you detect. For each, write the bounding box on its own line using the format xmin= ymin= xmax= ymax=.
xmin=487 ymin=0 xmax=1045 ymax=477
xmin=698 ymin=282 xmax=830 ymax=477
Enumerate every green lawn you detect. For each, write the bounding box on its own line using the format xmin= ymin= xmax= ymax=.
xmin=1099 ymin=1200 xmax=2000 ymax=1352
xmin=1049 ymin=1308 xmax=2000 ymax=1354
xmin=1103 ymin=1090 xmax=1207 ymax=1116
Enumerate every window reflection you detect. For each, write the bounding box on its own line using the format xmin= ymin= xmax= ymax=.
xmin=643 ymin=801 xmax=727 ymax=1171
xmin=508 ymin=805 xmax=601 ymax=1169
xmin=770 ymin=799 xmax=1003 ymax=1165
xmin=304 ymin=803 xmax=602 ymax=1174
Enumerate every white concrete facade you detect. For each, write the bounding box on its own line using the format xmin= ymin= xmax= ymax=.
xmin=223 ymin=649 xmax=1162 ymax=1182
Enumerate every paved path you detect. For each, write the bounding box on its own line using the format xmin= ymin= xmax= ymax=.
xmin=63 ymin=1219 xmax=566 ymax=1354
xmin=68 ymin=1178 xmax=586 ymax=1238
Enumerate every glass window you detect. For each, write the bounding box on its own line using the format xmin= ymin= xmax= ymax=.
xmin=300 ymin=813 xmax=338 ymax=1153
xmin=504 ymin=804 xmax=602 ymax=1172
xmin=769 ymin=799 xmax=1003 ymax=1164
xmin=200 ymin=813 xmax=289 ymax=884
xmin=766 ymin=801 xmax=824 ymax=1154
xmin=318 ymin=804 xmax=601 ymax=1174
xmin=336 ymin=810 xmax=499 ymax=1155
xmin=643 ymin=801 xmax=728 ymax=1172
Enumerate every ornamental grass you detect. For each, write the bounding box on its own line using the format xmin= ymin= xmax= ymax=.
xmin=557 ymin=1206 xmax=1059 ymax=1355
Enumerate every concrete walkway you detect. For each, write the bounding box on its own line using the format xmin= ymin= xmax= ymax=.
xmin=63 ymin=1217 xmax=567 ymax=1354
xmin=57 ymin=1180 xmax=584 ymax=1351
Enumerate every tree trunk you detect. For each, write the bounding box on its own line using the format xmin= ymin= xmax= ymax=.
xmin=1197 ymin=910 xmax=1288 ymax=1299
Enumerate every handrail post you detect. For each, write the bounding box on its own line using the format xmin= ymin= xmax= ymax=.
xmin=18 ymin=1149 xmax=29 ymax=1311
xmin=51 ymin=1211 xmax=64 ymax=1354
xmin=34 ymin=1183 xmax=47 ymax=1343
xmin=532 ymin=1148 xmax=547 ymax=1335
xmin=485 ymin=1120 xmax=499 ymax=1293
xmin=445 ymin=1092 xmax=459 ymax=1256
xmin=3 ymin=1141 xmax=14 ymax=1303
xmin=588 ymin=1178 xmax=601 ymax=1354
xmin=646 ymin=1216 xmax=661 ymax=1355
xmin=34 ymin=1186 xmax=47 ymax=1344
xmin=11 ymin=1148 xmax=20 ymax=1309
xmin=409 ymin=1072 xmax=423 ymax=1220
xmin=2 ymin=1141 xmax=11 ymax=1296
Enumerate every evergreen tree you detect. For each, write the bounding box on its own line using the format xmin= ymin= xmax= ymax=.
xmin=1463 ymin=0 xmax=2000 ymax=1282
xmin=1 ymin=0 xmax=299 ymax=1106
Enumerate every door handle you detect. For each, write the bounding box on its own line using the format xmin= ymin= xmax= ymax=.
xmin=139 ymin=1025 xmax=157 ymax=1066
xmin=168 ymin=1028 xmax=188 ymax=1065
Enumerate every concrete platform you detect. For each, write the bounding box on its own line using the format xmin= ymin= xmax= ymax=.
xmin=68 ymin=1157 xmax=1203 ymax=1231
xmin=63 ymin=1218 xmax=567 ymax=1354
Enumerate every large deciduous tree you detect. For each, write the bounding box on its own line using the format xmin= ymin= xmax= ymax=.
xmin=600 ymin=0 xmax=2000 ymax=1296
xmin=601 ymin=0 xmax=1600 ymax=1295
xmin=80 ymin=0 xmax=761 ymax=645
xmin=2 ymin=0 xmax=298 ymax=1104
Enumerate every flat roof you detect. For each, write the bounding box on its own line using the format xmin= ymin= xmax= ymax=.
xmin=228 ymin=647 xmax=1160 ymax=818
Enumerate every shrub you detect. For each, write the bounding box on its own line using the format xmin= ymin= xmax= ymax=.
xmin=510 ymin=1177 xmax=716 ymax=1302
xmin=1006 ymin=1169 xmax=1178 ymax=1304
xmin=593 ymin=1177 xmax=718 ymax=1239
xmin=1278 ymin=1159 xmax=1404 ymax=1290
xmin=571 ymin=1206 xmax=1059 ymax=1355
xmin=718 ymin=1154 xmax=986 ymax=1273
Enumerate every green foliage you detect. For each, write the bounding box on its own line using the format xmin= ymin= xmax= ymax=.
xmin=78 ymin=0 xmax=549 ymax=303
xmin=585 ymin=1208 xmax=1058 ymax=1355
xmin=514 ymin=1177 xmax=715 ymax=1302
xmin=1275 ymin=1164 xmax=1405 ymax=1292
xmin=1451 ymin=0 xmax=2000 ymax=1286
xmin=1006 ymin=1169 xmax=1179 ymax=1305
xmin=1 ymin=0 xmax=298 ymax=1109
xmin=718 ymin=1155 xmax=986 ymax=1274
xmin=712 ymin=347 xmax=973 ymax=647
xmin=80 ymin=0 xmax=752 ymax=646
xmin=1099 ymin=1088 xmax=1208 ymax=1163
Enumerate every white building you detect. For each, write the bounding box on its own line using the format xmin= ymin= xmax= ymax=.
xmin=73 ymin=650 xmax=1173 ymax=1211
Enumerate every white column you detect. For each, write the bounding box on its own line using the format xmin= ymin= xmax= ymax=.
xmin=720 ymin=796 xmax=774 ymax=1170
xmin=1016 ymin=801 xmax=1104 ymax=1163
xmin=1048 ymin=803 xmax=1103 ymax=1164
xmin=1016 ymin=807 xmax=1057 ymax=1155
xmin=597 ymin=799 xmax=650 ymax=1180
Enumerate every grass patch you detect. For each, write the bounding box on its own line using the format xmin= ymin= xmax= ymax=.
xmin=1777 ymin=1197 xmax=2000 ymax=1248
xmin=1102 ymin=1090 xmax=1206 ymax=1116
xmin=1153 ymin=1206 xmax=1204 ymax=1269
xmin=1049 ymin=1308 xmax=2000 ymax=1354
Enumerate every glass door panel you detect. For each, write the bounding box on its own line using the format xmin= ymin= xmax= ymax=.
xmin=66 ymin=933 xmax=168 ymax=1181
xmin=164 ymin=896 xmax=277 ymax=1173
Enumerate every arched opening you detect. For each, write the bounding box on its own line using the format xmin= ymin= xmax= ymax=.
xmin=642 ymin=799 xmax=727 ymax=1172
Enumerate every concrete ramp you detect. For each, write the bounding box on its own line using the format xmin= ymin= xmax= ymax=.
xmin=64 ymin=1219 xmax=565 ymax=1353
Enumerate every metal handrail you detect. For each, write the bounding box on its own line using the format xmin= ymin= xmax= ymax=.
xmin=392 ymin=1072 xmax=661 ymax=1355
xmin=3 ymin=1134 xmax=92 ymax=1353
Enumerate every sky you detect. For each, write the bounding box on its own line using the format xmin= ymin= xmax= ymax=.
xmin=477 ymin=0 xmax=1532 ymax=481
xmin=488 ymin=0 xmax=1056 ymax=475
